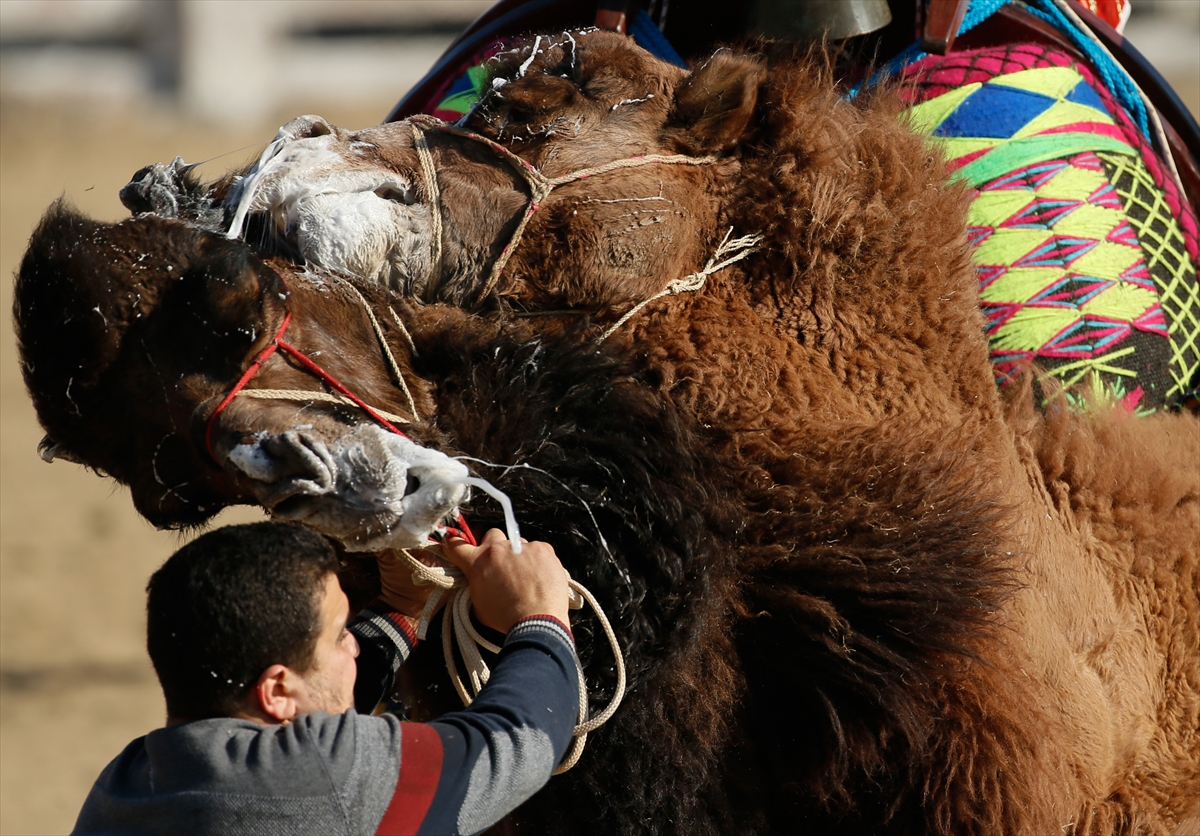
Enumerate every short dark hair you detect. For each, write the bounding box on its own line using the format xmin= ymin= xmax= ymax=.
xmin=146 ymin=522 xmax=340 ymax=720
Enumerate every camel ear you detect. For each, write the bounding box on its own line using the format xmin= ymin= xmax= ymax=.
xmin=666 ymin=52 xmax=766 ymax=154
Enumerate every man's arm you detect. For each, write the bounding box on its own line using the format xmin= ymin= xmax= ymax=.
xmin=374 ymin=531 xmax=579 ymax=836
xmin=350 ymin=599 xmax=417 ymax=714
xmin=350 ymin=550 xmax=438 ymax=714
xmin=376 ymin=616 xmax=579 ymax=835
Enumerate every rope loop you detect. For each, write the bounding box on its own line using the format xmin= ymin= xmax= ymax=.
xmin=397 ymin=546 xmax=626 ymax=774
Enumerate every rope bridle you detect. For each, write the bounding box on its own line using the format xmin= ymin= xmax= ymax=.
xmin=202 ymin=275 xmax=625 ymax=772
xmin=202 ymin=283 xmax=476 ymax=543
xmin=408 ymin=113 xmax=728 ymax=303
xmin=408 ymin=115 xmax=764 ymax=339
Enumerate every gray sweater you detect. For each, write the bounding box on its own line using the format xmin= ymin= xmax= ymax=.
xmin=73 ymin=616 xmax=579 ymax=836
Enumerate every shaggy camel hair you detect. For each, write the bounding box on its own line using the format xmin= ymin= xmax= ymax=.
xmin=14 ymin=31 xmax=1200 ymax=836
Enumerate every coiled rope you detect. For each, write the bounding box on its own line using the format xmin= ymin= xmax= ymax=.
xmin=397 ymin=546 xmax=626 ymax=774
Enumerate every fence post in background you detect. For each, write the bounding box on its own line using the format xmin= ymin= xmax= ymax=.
xmin=178 ymin=0 xmax=279 ymax=124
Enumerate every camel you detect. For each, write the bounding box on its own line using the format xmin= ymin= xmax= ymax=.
xmin=15 ymin=30 xmax=1199 ymax=835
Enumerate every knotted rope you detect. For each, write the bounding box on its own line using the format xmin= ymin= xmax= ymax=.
xmin=397 ymin=546 xmax=626 ymax=774
xmin=597 ymin=227 xmax=764 ymax=343
xmin=408 ymin=113 xmax=719 ymax=301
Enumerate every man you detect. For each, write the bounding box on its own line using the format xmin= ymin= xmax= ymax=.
xmin=73 ymin=522 xmax=579 ymax=835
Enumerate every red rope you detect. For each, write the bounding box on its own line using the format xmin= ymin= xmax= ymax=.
xmin=275 ymin=338 xmax=411 ymax=436
xmin=204 ymin=311 xmax=291 ymax=461
xmin=203 ymin=307 xmax=476 ymax=546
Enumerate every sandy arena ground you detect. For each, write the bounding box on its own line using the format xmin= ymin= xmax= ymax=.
xmin=2 ymin=43 xmax=1197 ymax=836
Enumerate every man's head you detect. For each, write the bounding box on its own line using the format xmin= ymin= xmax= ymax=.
xmin=146 ymin=521 xmax=358 ymax=722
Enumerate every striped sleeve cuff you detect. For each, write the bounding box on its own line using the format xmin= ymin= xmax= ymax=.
xmin=506 ymin=615 xmax=575 ymax=649
xmin=350 ymin=600 xmax=417 ymax=674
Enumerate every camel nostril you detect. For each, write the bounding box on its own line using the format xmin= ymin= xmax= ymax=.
xmin=402 ymin=475 xmax=422 ymax=498
xmin=300 ymin=117 xmax=333 ymax=138
xmin=374 ymin=184 xmax=414 ymax=205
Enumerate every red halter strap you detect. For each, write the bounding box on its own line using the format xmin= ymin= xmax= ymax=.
xmin=204 ymin=310 xmax=292 ymax=461
xmin=204 ymin=306 xmax=477 ymax=545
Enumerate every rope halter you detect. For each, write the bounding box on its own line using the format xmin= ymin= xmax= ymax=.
xmin=202 ymin=276 xmax=626 ymax=772
xmin=202 ymin=280 xmax=475 ymax=543
xmin=409 ymin=115 xmax=764 ymax=338
xmin=407 ymin=113 xmax=722 ymax=302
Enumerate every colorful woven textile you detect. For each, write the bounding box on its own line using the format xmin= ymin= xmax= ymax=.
xmin=426 ymin=42 xmax=509 ymax=123
xmin=902 ymin=44 xmax=1200 ymax=410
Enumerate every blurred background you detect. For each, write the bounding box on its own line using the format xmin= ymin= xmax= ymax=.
xmin=0 ymin=1 xmax=1196 ymax=833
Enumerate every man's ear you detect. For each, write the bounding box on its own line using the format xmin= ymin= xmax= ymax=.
xmin=665 ymin=52 xmax=766 ymax=154
xmin=254 ymin=664 xmax=300 ymax=723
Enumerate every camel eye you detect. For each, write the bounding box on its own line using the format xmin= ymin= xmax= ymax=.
xmin=507 ymin=105 xmax=535 ymax=126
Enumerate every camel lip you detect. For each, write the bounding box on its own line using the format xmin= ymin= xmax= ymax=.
xmin=267 ymin=493 xmax=320 ymax=521
xmin=219 ymin=423 xmax=472 ymax=551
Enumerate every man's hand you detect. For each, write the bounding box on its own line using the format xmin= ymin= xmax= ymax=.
xmin=375 ymin=549 xmax=438 ymax=621
xmin=441 ymin=529 xmax=571 ymax=633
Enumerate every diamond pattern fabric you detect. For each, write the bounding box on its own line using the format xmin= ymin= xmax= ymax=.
xmin=903 ymin=46 xmax=1200 ymax=410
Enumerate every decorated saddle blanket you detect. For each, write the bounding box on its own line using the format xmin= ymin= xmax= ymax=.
xmin=901 ymin=43 xmax=1200 ymax=412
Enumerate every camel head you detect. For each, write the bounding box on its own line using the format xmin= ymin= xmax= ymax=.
xmin=14 ymin=202 xmax=470 ymax=548
xmin=144 ymin=31 xmax=765 ymax=319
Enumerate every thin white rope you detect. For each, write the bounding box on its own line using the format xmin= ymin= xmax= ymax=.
xmin=332 ymin=278 xmax=421 ymax=421
xmin=597 ymin=228 xmax=764 ymax=343
xmin=397 ymin=547 xmax=625 ymax=773
xmin=236 ymin=389 xmax=410 ymax=423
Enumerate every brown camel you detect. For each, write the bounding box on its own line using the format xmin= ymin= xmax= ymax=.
xmin=15 ymin=30 xmax=1199 ymax=836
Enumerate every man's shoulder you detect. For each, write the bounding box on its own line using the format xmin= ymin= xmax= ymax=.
xmin=151 ymin=713 xmax=398 ymax=790
xmin=86 ymin=713 xmax=401 ymax=797
xmin=75 ymin=714 xmax=404 ymax=835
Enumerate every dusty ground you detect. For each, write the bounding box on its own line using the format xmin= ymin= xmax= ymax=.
xmin=0 ymin=98 xmax=382 ymax=836
xmin=1 ymin=48 xmax=1197 ymax=836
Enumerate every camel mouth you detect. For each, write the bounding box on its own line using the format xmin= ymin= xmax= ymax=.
xmin=221 ymin=423 xmax=470 ymax=551
xmin=225 ymin=115 xmax=436 ymax=292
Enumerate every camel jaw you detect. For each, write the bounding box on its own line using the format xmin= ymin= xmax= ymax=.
xmin=223 ymin=423 xmax=468 ymax=551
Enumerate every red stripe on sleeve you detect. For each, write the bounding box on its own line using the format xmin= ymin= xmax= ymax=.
xmin=375 ymin=722 xmax=444 ymax=836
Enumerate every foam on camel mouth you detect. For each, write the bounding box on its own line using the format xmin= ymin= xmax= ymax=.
xmin=224 ymin=423 xmax=519 ymax=552
xmin=223 ymin=115 xmax=434 ymax=289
